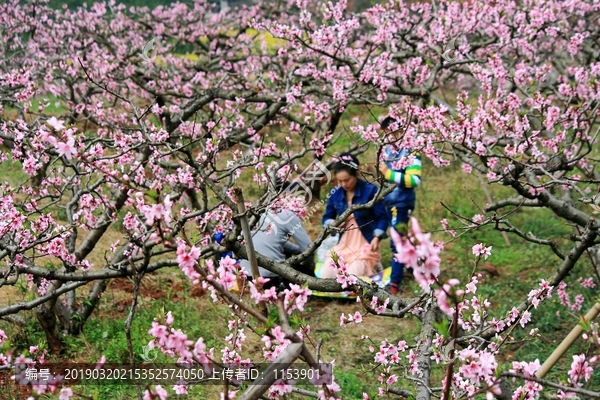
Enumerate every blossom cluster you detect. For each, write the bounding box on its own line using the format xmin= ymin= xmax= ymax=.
xmin=390 ymin=217 xmax=442 ymax=293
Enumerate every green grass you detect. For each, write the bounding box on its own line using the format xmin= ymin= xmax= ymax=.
xmin=0 ymin=153 xmax=29 ymax=188
xmin=30 ymin=95 xmax=68 ymax=114
xmin=1 ymin=273 xmax=229 ymax=399
xmin=334 ymin=369 xmax=369 ymax=399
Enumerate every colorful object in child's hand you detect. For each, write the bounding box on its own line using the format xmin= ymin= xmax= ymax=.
xmin=312 ymin=261 xmax=392 ymax=299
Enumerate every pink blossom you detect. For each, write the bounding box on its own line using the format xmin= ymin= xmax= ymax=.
xmin=95 ymin=355 xmax=106 ymax=369
xmin=524 ymin=359 xmax=541 ymax=376
xmin=249 ymin=283 xmax=278 ymax=304
xmin=327 ymin=253 xmax=358 ymax=289
xmin=174 ymin=385 xmax=188 ymax=394
xmin=578 ymin=277 xmax=595 ymax=288
xmin=261 ymin=334 xmax=272 ymax=349
xmin=148 ymin=322 xmax=168 ymax=344
xmin=519 ymin=311 xmax=532 ymax=328
xmin=271 ymin=326 xmax=286 ymax=343
xmin=544 ymin=106 xmax=561 ymax=131
xmin=489 ymin=318 xmax=505 ymax=332
xmin=47 ymin=117 xmax=65 ymax=131
xmin=268 ymin=381 xmax=294 ymax=397
xmin=193 ymin=338 xmax=209 ymax=361
xmin=353 ymin=311 xmax=363 ymax=323
xmin=283 ymin=284 xmax=312 ymax=313
xmin=176 ymin=245 xmax=201 ymax=281
xmin=466 ymin=276 xmax=478 ymax=294
xmin=441 ymin=219 xmax=449 ymax=230
xmin=145 ymin=204 xmax=165 ymax=226
xmin=22 ymin=156 xmax=41 ymax=176
xmin=392 ymin=235 xmax=418 ymax=268
xmin=472 ymin=214 xmax=485 ymax=224
xmin=390 ymin=217 xmax=441 ymax=293
xmin=375 ymin=299 xmax=389 ymax=314
xmin=435 ymin=279 xmax=460 ymax=315
xmin=0 ymin=330 xmax=8 ymax=347
xmin=568 ymin=354 xmax=593 ymax=384
xmin=144 ymin=196 xmax=173 ymax=226
xmin=217 ymin=269 xmax=237 ymax=291
xmin=59 ymin=388 xmax=73 ymax=400
xmin=55 ymin=135 xmax=77 ymax=160
xmin=472 ymin=243 xmax=492 ymax=260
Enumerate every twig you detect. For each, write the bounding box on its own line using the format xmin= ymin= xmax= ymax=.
xmin=291 ymin=387 xmax=320 ymax=398
xmin=0 ymin=280 xmax=89 ymax=317
xmin=477 ymin=172 xmax=511 ymax=246
xmin=124 ymin=271 xmax=145 ymax=400
xmin=501 ymin=372 xmax=600 ymax=398
xmin=388 ymin=387 xmax=414 ymax=397
xmin=232 ymin=188 xmax=268 ymax=318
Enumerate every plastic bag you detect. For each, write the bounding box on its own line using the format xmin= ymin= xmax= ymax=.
xmin=316 ymin=234 xmax=339 ymax=263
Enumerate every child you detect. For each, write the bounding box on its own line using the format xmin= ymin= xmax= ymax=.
xmin=378 ymin=117 xmax=422 ymax=294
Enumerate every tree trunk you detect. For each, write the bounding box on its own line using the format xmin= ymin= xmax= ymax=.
xmin=588 ymin=247 xmax=600 ymax=282
xmin=415 ymin=307 xmax=439 ymax=400
xmin=69 ymin=279 xmax=108 ymax=335
xmin=36 ymin=300 xmax=65 ymax=354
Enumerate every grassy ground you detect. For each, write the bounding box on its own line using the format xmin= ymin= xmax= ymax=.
xmin=1 ymin=105 xmax=599 ymax=398
xmin=0 ymin=270 xmax=419 ymax=399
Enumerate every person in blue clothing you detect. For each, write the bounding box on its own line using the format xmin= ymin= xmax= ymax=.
xmin=378 ymin=116 xmax=423 ymax=294
xmin=320 ymin=153 xmax=389 ymax=278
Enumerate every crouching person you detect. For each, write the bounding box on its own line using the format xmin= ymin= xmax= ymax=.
xmin=239 ymin=181 xmax=314 ymax=291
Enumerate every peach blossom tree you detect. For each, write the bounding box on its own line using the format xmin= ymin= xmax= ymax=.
xmin=0 ymin=0 xmax=599 ymax=399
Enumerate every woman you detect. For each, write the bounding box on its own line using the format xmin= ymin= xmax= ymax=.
xmin=321 ymin=153 xmax=389 ymax=278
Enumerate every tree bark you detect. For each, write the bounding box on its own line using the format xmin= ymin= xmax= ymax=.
xmin=415 ymin=307 xmax=438 ymax=400
xmin=35 ymin=281 xmax=65 ymax=354
xmin=69 ymin=279 xmax=108 ymax=335
xmin=238 ymin=343 xmax=303 ymax=400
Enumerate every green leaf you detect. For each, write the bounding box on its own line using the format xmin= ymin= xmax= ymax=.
xmin=289 ymin=314 xmax=299 ymax=326
xmin=145 ymin=189 xmax=159 ymax=200
xmin=494 ymin=365 xmax=504 ymax=378
xmin=434 ymin=318 xmax=451 ymax=339
xmin=266 ymin=310 xmax=278 ymax=329
xmin=256 ymin=327 xmax=267 ymax=336
xmin=578 ymin=316 xmax=591 ymax=332
xmin=394 ymin=222 xmax=409 ymax=236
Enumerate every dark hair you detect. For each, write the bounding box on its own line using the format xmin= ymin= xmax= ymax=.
xmin=272 ymin=178 xmax=308 ymax=203
xmin=380 ymin=116 xmax=400 ymax=131
xmin=333 ymin=152 xmax=360 ymax=176
xmin=274 ymin=177 xmax=304 ymax=191
xmin=274 ymin=177 xmax=288 ymax=192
